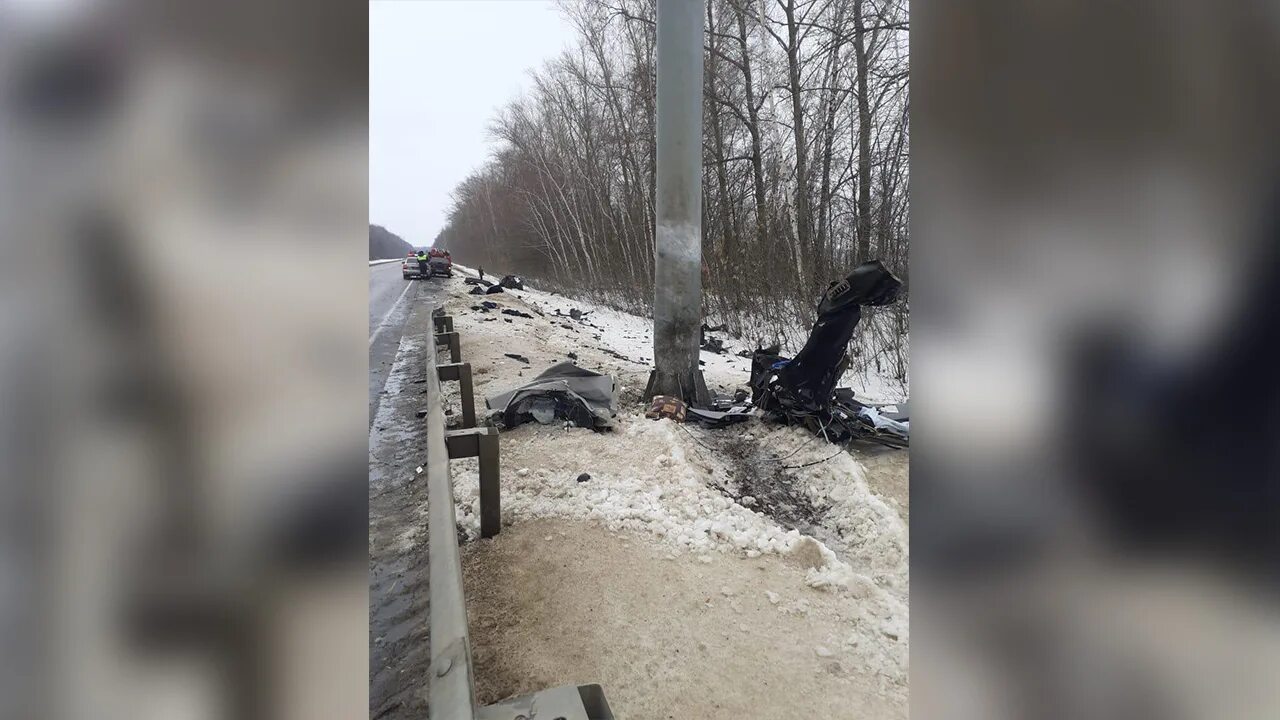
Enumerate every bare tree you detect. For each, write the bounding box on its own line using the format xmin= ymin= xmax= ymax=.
xmin=437 ymin=0 xmax=910 ymax=388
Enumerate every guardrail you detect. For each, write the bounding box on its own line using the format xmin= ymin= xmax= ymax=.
xmin=424 ymin=308 xmax=614 ymax=720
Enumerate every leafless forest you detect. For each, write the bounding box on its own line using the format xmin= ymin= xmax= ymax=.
xmin=439 ymin=0 xmax=909 ymax=385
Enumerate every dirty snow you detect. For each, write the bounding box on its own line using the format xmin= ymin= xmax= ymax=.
xmin=449 ymin=414 xmax=907 ymax=591
xmin=449 ymin=412 xmax=910 ymax=670
xmin=451 ymin=416 xmax=808 ymax=557
xmin=463 ymin=519 xmax=907 ymax=716
xmin=442 ymin=264 xmax=909 ymax=683
xmin=736 ymin=424 xmax=908 ymax=588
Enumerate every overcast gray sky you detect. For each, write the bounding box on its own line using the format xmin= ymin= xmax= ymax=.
xmin=370 ymin=0 xmax=571 ymax=248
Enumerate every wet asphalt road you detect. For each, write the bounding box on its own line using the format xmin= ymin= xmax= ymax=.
xmin=369 ymin=262 xmax=449 ymax=720
xmin=369 ymin=261 xmax=445 ymax=423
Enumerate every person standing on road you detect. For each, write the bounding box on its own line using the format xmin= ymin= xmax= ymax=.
xmin=479 ymin=266 xmax=485 ymax=280
xmin=416 ymin=250 xmax=428 ymax=277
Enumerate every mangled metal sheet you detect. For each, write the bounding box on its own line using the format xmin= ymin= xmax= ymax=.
xmin=485 ymin=362 xmax=617 ymax=430
xmin=750 ymin=261 xmax=910 ymax=448
xmin=685 ymin=405 xmax=754 ymax=427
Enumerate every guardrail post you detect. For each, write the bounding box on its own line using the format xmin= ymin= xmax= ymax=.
xmin=445 ymin=427 xmax=501 ymax=538
xmin=435 ymin=331 xmax=461 ymax=363
xmin=436 ymin=363 xmax=476 ymax=428
xmin=433 ymin=314 xmax=455 ymax=334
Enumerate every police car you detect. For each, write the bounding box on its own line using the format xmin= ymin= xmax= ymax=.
xmin=402 ymin=251 xmax=424 ymax=280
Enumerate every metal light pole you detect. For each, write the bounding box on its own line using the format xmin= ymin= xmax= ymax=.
xmin=646 ymin=0 xmax=710 ymax=405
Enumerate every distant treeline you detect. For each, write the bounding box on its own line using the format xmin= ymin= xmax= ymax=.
xmin=369 ymin=224 xmax=414 ymax=260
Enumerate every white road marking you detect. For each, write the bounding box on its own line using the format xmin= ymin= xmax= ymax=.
xmin=369 ymin=278 xmax=415 ymax=347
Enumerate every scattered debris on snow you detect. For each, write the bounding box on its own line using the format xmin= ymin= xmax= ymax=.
xmin=442 ymin=263 xmax=909 ymax=683
xmin=455 ymin=263 xmax=906 ymax=403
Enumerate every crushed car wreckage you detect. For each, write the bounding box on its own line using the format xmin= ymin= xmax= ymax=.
xmin=486 ymin=361 xmax=617 ymax=431
xmin=638 ymin=260 xmax=908 ymax=447
xmin=466 ymin=274 xmax=525 ymax=294
xmin=746 ymin=260 xmax=908 ymax=448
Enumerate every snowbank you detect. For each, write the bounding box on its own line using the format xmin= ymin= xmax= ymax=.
xmin=451 ymin=416 xmax=798 ymax=552
xmin=449 ymin=414 xmax=906 ymax=607
xmin=745 ymin=424 xmax=909 ymax=587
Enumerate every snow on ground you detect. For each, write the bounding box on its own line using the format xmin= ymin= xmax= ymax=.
xmin=450 ymin=409 xmax=911 ymax=594
xmin=441 ymin=267 xmax=909 ymax=683
xmin=448 ymin=413 xmax=908 ymax=680
xmin=468 ymin=270 xmax=751 ymax=389
xmin=453 ymin=263 xmax=907 ymax=403
xmin=452 ymin=416 xmax=802 ymax=554
xmin=449 ymin=412 xmax=907 ymax=593
xmin=440 ymin=262 xmax=911 ymax=681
